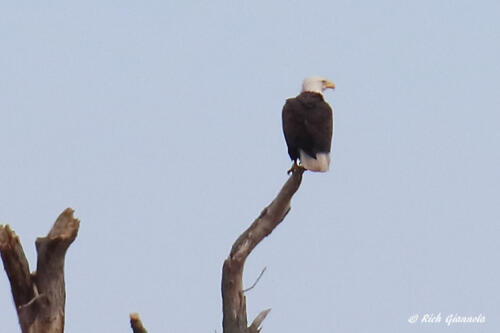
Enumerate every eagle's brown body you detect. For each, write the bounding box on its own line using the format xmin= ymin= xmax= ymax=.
xmin=282 ymin=91 xmax=333 ymax=171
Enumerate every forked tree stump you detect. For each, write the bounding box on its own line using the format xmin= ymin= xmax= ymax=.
xmin=0 ymin=208 xmax=79 ymax=333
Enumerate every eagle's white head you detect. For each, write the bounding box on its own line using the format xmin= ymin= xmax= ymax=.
xmin=301 ymin=76 xmax=335 ymax=94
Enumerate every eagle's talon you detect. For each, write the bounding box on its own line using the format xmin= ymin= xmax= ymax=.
xmin=287 ymin=162 xmax=303 ymax=175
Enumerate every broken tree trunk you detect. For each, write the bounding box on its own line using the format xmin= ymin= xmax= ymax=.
xmin=0 ymin=208 xmax=79 ymax=333
xmin=222 ymin=167 xmax=305 ymax=333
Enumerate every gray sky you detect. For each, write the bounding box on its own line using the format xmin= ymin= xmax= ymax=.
xmin=1 ymin=1 xmax=499 ymax=332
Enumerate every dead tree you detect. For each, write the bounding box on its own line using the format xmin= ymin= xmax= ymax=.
xmin=222 ymin=167 xmax=305 ymax=333
xmin=1 ymin=167 xmax=304 ymax=333
xmin=0 ymin=208 xmax=79 ymax=333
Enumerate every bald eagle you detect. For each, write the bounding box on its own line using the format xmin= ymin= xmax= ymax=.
xmin=282 ymin=76 xmax=335 ymax=173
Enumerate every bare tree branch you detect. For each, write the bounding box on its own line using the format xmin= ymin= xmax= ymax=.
xmin=0 ymin=224 xmax=36 ymax=328
xmin=248 ymin=308 xmax=271 ymax=333
xmin=0 ymin=208 xmax=79 ymax=333
xmin=130 ymin=313 xmax=148 ymax=333
xmin=222 ymin=167 xmax=305 ymax=333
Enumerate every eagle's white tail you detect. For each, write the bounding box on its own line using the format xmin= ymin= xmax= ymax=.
xmin=299 ymin=150 xmax=330 ymax=172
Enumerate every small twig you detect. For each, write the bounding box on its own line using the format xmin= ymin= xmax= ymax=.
xmin=243 ymin=266 xmax=267 ymax=293
xmin=18 ymin=293 xmax=46 ymax=310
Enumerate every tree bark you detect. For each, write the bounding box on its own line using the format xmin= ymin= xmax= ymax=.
xmin=130 ymin=313 xmax=148 ymax=333
xmin=222 ymin=167 xmax=305 ymax=333
xmin=0 ymin=208 xmax=79 ymax=333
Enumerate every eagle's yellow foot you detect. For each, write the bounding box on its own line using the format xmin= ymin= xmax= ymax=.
xmin=287 ymin=161 xmax=304 ymax=175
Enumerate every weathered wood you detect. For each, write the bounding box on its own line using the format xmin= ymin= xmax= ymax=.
xmin=0 ymin=208 xmax=79 ymax=333
xmin=222 ymin=167 xmax=305 ymax=333
xmin=248 ymin=308 xmax=271 ymax=333
xmin=130 ymin=313 xmax=148 ymax=333
xmin=0 ymin=225 xmax=36 ymax=330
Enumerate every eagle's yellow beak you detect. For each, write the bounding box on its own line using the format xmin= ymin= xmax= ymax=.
xmin=324 ymin=81 xmax=336 ymax=89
